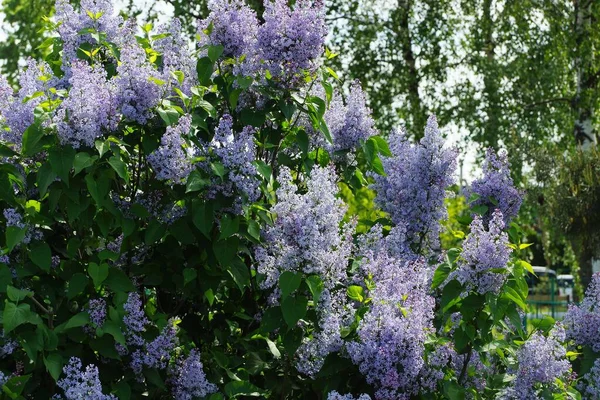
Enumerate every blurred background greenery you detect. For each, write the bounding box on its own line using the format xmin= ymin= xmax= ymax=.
xmin=1 ymin=0 xmax=598 ymax=295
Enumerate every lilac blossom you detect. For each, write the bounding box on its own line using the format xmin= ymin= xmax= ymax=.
xmin=147 ymin=115 xmax=195 ymax=184
xmin=203 ymin=114 xmax=260 ymax=209
xmin=347 ymin=248 xmax=435 ymax=399
xmin=0 ymin=371 xmax=7 ymax=387
xmin=123 ymin=292 xmax=149 ymax=347
xmin=296 ymin=288 xmax=354 ymax=376
xmin=55 ymin=62 xmax=118 ymax=148
xmin=327 ymin=81 xmax=377 ymax=152
xmin=257 ymin=0 xmax=326 ymax=82
xmin=1 ymin=59 xmax=56 ymax=147
xmin=563 ymin=272 xmax=600 ymax=352
xmin=501 ymin=326 xmax=571 ymax=399
xmin=451 ymin=210 xmax=511 ymax=294
xmin=54 ymin=0 xmax=122 ymax=77
xmin=254 ymin=165 xmax=354 ymax=290
xmin=87 ymin=298 xmax=106 ymax=327
xmin=114 ymin=21 xmax=161 ymax=124
xmin=578 ymin=358 xmax=600 ymax=400
xmin=171 ymin=349 xmax=217 ymax=400
xmin=0 ymin=330 xmax=18 ymax=359
xmin=142 ymin=324 xmax=178 ymax=370
xmin=154 ymin=19 xmax=197 ymax=96
xmin=468 ymin=148 xmax=523 ymax=226
xmin=57 ymin=357 xmax=116 ymax=400
xmin=197 ymin=0 xmax=258 ymax=59
xmin=371 ymin=116 xmax=457 ymax=252
xmin=327 ymin=392 xmax=372 ymax=400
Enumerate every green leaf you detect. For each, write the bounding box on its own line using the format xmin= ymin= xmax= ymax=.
xmin=228 ymin=258 xmax=250 ymax=292
xmin=306 ymin=275 xmax=324 ymax=304
xmin=208 ymin=45 xmax=224 ymax=62
xmin=279 ymin=271 xmax=302 ymax=299
xmin=29 ymin=242 xmax=52 ymax=272
xmin=104 ymin=268 xmax=135 ymax=293
xmin=0 ymin=143 xmax=18 ymax=157
xmin=145 ymin=219 xmax=166 ymax=245
xmin=224 ymin=381 xmax=264 ymax=398
xmin=441 ymin=279 xmax=463 ymax=312
xmin=281 ymin=295 xmax=308 ymax=327
xmin=265 ymin=338 xmax=281 ymax=359
xmin=247 ymin=220 xmax=260 ymax=241
xmin=296 ymin=129 xmax=309 ymax=154
xmin=219 ymin=215 xmax=239 ymax=240
xmin=22 ymin=124 xmax=45 ymax=156
xmin=3 ymin=374 xmax=31 ymax=396
xmin=240 ymin=109 xmax=266 ymax=127
xmin=183 ymin=268 xmax=197 ymax=285
xmin=196 ymin=57 xmax=213 ymax=85
xmin=3 ymin=301 xmax=41 ymax=333
xmin=67 ymin=273 xmax=89 ymax=299
xmin=371 ymin=136 xmax=392 ymax=157
xmin=44 ymin=352 xmax=63 ymax=381
xmin=186 ymin=169 xmax=210 ymax=193
xmin=193 ymin=201 xmax=214 ymax=238
xmin=347 ymin=285 xmax=364 ymax=302
xmin=157 ymin=107 xmax=180 ymax=126
xmin=64 ymin=312 xmax=90 ymax=330
xmin=443 ymin=380 xmax=466 ymax=400
xmin=73 ymin=152 xmax=97 ymax=175
xmin=432 ymin=263 xmax=451 ymax=289
xmin=37 ymin=162 xmax=57 ymax=197
xmin=6 ymin=226 xmax=26 ymax=251
xmin=108 ymin=155 xmax=129 ymax=183
xmin=7 ymin=286 xmax=32 ymax=302
xmin=48 ymin=146 xmax=75 ymax=185
xmin=88 ymin=262 xmax=109 ymax=287
xmin=102 ymin=320 xmax=127 ymax=345
xmin=95 ymin=140 xmax=110 ymax=158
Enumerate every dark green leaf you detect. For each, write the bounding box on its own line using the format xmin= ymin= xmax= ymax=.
xmin=44 ymin=352 xmax=63 ymax=381
xmin=49 ymin=146 xmax=75 ymax=185
xmin=88 ymin=262 xmax=109 ymax=287
xmin=279 ymin=271 xmax=302 ymax=299
xmin=29 ymin=242 xmax=52 ymax=272
xmin=281 ymin=295 xmax=308 ymax=327
xmin=67 ymin=273 xmax=89 ymax=300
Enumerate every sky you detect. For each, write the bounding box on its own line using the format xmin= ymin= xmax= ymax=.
xmin=0 ymin=0 xmax=479 ymax=181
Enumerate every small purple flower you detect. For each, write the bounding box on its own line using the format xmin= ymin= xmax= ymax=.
xmin=468 ymin=148 xmax=523 ymax=226
xmin=57 ymin=357 xmax=116 ymax=399
xmin=563 ymin=272 xmax=600 ymax=352
xmin=147 ymin=115 xmax=195 ymax=184
xmin=170 ymin=349 xmax=217 ymax=400
xmin=123 ymin=292 xmax=149 ymax=347
xmin=87 ymin=298 xmax=107 ymax=327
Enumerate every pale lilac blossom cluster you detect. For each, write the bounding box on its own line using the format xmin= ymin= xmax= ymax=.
xmin=451 ymin=210 xmax=511 ymax=294
xmin=468 ymin=148 xmax=523 ymax=226
xmin=501 ymin=326 xmax=571 ymax=399
xmin=255 ymin=165 xmax=353 ymax=290
xmin=56 ymin=357 xmax=116 ymax=400
xmin=578 ymin=358 xmax=600 ymax=400
xmin=170 ymin=349 xmax=218 ymax=400
xmin=563 ymin=272 xmax=600 ymax=352
xmin=147 ymin=115 xmax=195 ymax=184
xmin=327 ymin=392 xmax=372 ymax=400
xmin=372 ymin=116 xmax=457 ymax=252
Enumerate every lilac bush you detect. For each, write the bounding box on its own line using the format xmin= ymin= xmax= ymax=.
xmin=0 ymin=0 xmax=588 ymax=398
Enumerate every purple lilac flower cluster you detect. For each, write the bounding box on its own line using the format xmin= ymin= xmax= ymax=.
xmin=147 ymin=115 xmax=195 ymax=184
xmin=501 ymin=326 xmax=571 ymax=399
xmin=198 ymin=0 xmax=258 ymax=59
xmin=295 ymin=288 xmax=354 ymax=376
xmin=153 ymin=18 xmax=197 ymax=95
xmin=114 ymin=21 xmax=161 ymax=124
xmin=578 ymin=358 xmax=600 ymax=400
xmin=258 ymin=0 xmax=327 ymax=81
xmin=327 ymin=392 xmax=372 ymax=400
xmin=563 ymin=272 xmax=600 ymax=352
xmin=255 ymin=165 xmax=353 ymax=290
xmin=55 ymin=61 xmax=118 ymax=149
xmin=372 ymin=116 xmax=457 ymax=252
xmin=326 ymin=81 xmax=377 ymax=152
xmin=451 ymin=210 xmax=511 ymax=294
xmin=56 ymin=357 xmax=116 ymax=400
xmin=468 ymin=148 xmax=523 ymax=227
xmin=54 ymin=0 xmax=122 ymax=77
xmin=170 ymin=349 xmax=217 ymax=400
xmin=3 ymin=208 xmax=41 ymax=245
xmin=123 ymin=292 xmax=150 ymax=347
xmin=203 ymin=114 xmax=260 ymax=210
xmin=347 ymin=242 xmax=435 ymax=400
xmin=0 ymin=330 xmax=18 ymax=359
xmin=0 ymin=59 xmax=56 ymax=147
xmin=87 ymin=298 xmax=107 ymax=327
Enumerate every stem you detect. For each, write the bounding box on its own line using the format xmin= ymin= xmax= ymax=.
xmin=458 ymin=345 xmax=473 ymax=384
xmin=30 ymin=296 xmax=54 ymax=329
